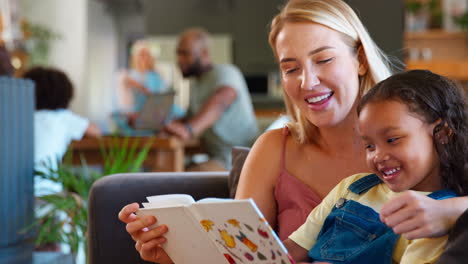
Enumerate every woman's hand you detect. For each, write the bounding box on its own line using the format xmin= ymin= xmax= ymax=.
xmin=123 ymin=74 xmax=151 ymax=95
xmin=118 ymin=203 xmax=173 ymax=264
xmin=380 ymin=191 xmax=462 ymax=239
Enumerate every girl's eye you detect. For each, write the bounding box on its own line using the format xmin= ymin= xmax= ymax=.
xmin=317 ymin=58 xmax=333 ymax=64
xmin=365 ymin=143 xmax=375 ymax=150
xmin=387 ymin=138 xmax=399 ymax=143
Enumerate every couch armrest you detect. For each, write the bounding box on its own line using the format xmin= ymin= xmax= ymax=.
xmin=436 ymin=209 xmax=468 ymax=263
xmin=87 ymin=171 xmax=229 ymax=264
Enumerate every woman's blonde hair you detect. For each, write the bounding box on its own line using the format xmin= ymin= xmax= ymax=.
xmin=130 ymin=40 xmax=157 ymax=71
xmin=269 ymin=0 xmax=392 ymax=144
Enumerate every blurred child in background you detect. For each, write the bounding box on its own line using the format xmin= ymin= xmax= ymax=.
xmin=24 ymin=66 xmax=101 ymax=195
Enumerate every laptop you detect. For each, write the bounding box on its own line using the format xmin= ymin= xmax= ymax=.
xmin=133 ymin=92 xmax=175 ymax=131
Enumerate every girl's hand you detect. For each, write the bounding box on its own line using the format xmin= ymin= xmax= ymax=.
xmin=380 ymin=191 xmax=457 ymax=239
xmin=118 ymin=203 xmax=173 ymax=264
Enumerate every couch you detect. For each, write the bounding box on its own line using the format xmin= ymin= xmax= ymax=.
xmin=87 ymin=172 xmax=231 ymax=264
xmin=87 ymin=146 xmax=250 ymax=264
xmin=87 ymin=146 xmax=467 ymax=264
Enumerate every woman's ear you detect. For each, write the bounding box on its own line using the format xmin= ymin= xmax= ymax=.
xmin=357 ymin=45 xmax=368 ymax=76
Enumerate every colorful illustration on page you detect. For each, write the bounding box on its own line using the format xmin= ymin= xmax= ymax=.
xmin=200 ymin=219 xmax=215 ymax=232
xmin=200 ymin=217 xmax=293 ymax=263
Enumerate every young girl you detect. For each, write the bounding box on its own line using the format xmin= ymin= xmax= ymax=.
xmin=285 ymin=70 xmax=467 ymax=264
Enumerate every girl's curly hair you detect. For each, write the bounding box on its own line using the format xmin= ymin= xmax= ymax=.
xmin=358 ymin=70 xmax=468 ymax=195
xmin=23 ymin=66 xmax=74 ymax=110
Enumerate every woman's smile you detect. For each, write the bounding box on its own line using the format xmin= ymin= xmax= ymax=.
xmin=304 ymin=91 xmax=334 ymax=110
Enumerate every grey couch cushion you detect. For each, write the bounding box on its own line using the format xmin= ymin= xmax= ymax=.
xmin=436 ymin=209 xmax=468 ymax=264
xmin=228 ymin=146 xmax=251 ymax=198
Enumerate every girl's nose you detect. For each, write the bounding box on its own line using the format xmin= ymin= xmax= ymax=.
xmin=373 ymin=149 xmax=390 ymax=163
xmin=300 ymin=69 xmax=320 ymax=90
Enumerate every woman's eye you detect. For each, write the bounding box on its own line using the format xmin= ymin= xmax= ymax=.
xmin=283 ymin=68 xmax=298 ymax=75
xmin=317 ymin=58 xmax=333 ymax=64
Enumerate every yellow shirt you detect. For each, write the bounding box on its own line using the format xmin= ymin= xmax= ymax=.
xmin=289 ymin=173 xmax=447 ymax=264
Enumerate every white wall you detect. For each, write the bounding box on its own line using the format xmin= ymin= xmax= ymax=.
xmin=86 ymin=0 xmax=118 ymax=131
xmin=19 ymin=0 xmax=88 ymax=115
xmin=19 ymin=0 xmax=119 ymax=131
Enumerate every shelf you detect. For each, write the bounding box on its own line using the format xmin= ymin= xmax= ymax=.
xmin=405 ymin=29 xmax=468 ymax=40
xmin=406 ymin=59 xmax=468 ymax=81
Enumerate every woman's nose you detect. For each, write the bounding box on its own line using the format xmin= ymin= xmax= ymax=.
xmin=300 ymin=69 xmax=320 ymax=90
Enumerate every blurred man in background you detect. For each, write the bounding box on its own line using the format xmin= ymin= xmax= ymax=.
xmin=165 ymin=28 xmax=258 ymax=171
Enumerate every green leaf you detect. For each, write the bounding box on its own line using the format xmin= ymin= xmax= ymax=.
xmin=34 ymin=136 xmax=150 ymax=256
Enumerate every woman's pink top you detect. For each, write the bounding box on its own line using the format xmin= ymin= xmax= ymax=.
xmin=274 ymin=127 xmax=322 ymax=241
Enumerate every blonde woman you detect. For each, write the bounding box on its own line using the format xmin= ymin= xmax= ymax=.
xmin=237 ymin=0 xmax=391 ymax=242
xmin=119 ymin=1 xmax=468 ymax=263
xmin=121 ymin=40 xmax=167 ymax=112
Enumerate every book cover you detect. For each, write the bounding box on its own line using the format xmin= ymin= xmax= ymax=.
xmin=136 ymin=194 xmax=295 ymax=264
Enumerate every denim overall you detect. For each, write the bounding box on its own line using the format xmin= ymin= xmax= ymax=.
xmin=308 ymin=174 xmax=457 ymax=264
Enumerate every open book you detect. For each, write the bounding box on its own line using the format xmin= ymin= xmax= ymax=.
xmin=136 ymin=194 xmax=295 ymax=264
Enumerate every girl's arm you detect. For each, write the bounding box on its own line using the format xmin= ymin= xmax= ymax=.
xmin=235 ymin=129 xmax=284 ymax=229
xmin=283 ymin=239 xmax=310 ymax=262
xmin=84 ymin=122 xmax=102 ymax=138
xmin=380 ymin=192 xmax=468 ymax=239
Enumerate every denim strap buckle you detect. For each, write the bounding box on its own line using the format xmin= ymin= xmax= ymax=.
xmin=335 ymin=198 xmax=347 ymax=208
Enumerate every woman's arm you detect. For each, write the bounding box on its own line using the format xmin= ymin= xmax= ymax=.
xmin=235 ymin=129 xmax=284 ymax=228
xmin=123 ymin=73 xmax=151 ymax=95
xmin=380 ymin=192 xmax=468 ymax=239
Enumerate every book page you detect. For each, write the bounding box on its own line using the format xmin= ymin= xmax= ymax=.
xmin=188 ymin=199 xmax=294 ymax=264
xmin=144 ymin=194 xmax=195 ymax=208
xmin=136 ymin=206 xmax=227 ymax=264
xmin=197 ymin=197 xmax=232 ymax=203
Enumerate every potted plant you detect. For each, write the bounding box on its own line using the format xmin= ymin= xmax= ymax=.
xmin=406 ymin=0 xmax=430 ymax=32
xmin=454 ymin=11 xmax=468 ymax=30
xmin=21 ymin=21 xmax=60 ymax=67
xmin=31 ymin=137 xmax=152 ymax=263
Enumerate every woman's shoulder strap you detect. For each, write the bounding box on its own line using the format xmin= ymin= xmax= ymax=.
xmin=280 ymin=126 xmax=290 ymax=171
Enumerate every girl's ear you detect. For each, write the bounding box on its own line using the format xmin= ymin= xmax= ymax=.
xmin=357 ymin=45 xmax=368 ymax=76
xmin=434 ymin=120 xmax=453 ymax=145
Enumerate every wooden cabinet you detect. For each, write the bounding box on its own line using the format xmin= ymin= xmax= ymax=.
xmin=404 ymin=30 xmax=468 ymax=81
xmin=406 ymin=59 xmax=468 ymax=80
